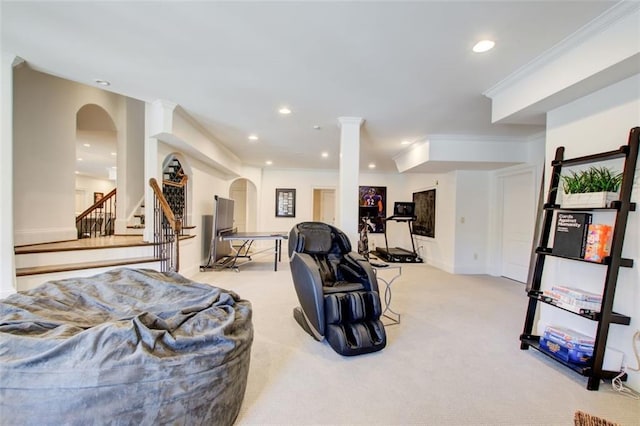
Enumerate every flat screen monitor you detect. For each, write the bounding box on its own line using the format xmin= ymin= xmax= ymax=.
xmin=394 ymin=201 xmax=415 ymax=217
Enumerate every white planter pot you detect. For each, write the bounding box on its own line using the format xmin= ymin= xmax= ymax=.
xmin=561 ymin=192 xmax=618 ymax=208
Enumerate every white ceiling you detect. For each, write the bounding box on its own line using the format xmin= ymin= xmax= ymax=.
xmin=1 ymin=1 xmax=620 ymax=174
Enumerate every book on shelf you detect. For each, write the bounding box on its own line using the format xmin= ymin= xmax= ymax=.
xmin=539 ymin=325 xmax=595 ymax=365
xmin=552 ymin=212 xmax=592 ymax=258
xmin=583 ymin=224 xmax=612 ymax=262
xmin=542 ymin=288 xmax=601 ymax=314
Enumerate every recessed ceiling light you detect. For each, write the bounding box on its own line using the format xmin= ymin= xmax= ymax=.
xmin=94 ymin=79 xmax=111 ymax=86
xmin=265 ymin=160 xmax=273 ymax=165
xmin=278 ymin=107 xmax=291 ymax=115
xmin=321 ymin=152 xmax=329 ymax=158
xmin=83 ymin=143 xmax=91 ymax=147
xmin=111 ymin=152 xmax=117 ymax=156
xmin=248 ymin=134 xmax=259 ymax=141
xmin=75 ymin=171 xmax=79 ymax=174
xmin=77 ymin=158 xmax=83 ymax=161
xmin=473 ymin=40 xmax=495 ymax=53
xmin=313 ymin=125 xmax=321 ymax=130
xmin=401 ymin=140 xmax=411 ymax=145
xmin=368 ymin=163 xmax=376 ymax=169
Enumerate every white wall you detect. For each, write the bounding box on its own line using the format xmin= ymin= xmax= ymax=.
xmin=259 ymin=169 xmax=429 ymax=251
xmin=189 ymin=165 xmax=232 ymax=275
xmin=1 ymin=54 xmax=17 ymax=297
xmin=401 ymin=172 xmax=456 ymax=272
xmin=148 ymin=104 xmax=266 ymax=276
xmin=74 ymin=175 xmax=115 ymax=213
xmin=156 ymin=141 xmax=234 ymax=276
xmin=13 ymin=66 xmax=137 ymax=245
xmin=259 ymin=169 xmax=339 ymax=236
xmin=453 ymin=171 xmax=490 ymax=274
xmin=258 ymin=168 xmax=483 ymax=274
xmin=544 ymin=73 xmax=640 ymax=391
xmin=116 ymin=97 xmax=145 ymax=233
xmin=8 ymin=64 xmax=530 ymax=282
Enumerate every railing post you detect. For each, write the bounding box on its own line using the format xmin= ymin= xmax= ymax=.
xmin=149 ymin=178 xmax=181 ymax=273
xmin=173 ymin=219 xmax=182 ymax=272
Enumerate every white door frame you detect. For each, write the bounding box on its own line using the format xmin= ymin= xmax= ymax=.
xmin=490 ymin=165 xmax=540 ymax=279
xmin=312 ymin=186 xmax=337 ymax=224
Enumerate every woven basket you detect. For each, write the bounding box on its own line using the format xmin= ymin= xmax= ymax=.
xmin=574 ymin=410 xmax=620 ymax=426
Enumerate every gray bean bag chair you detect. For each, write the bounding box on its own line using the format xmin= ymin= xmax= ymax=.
xmin=0 ymin=268 xmax=252 ymax=426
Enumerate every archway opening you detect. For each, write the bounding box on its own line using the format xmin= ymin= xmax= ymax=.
xmin=75 ymin=104 xmax=117 ymax=214
xmin=229 ymin=178 xmax=258 ymax=233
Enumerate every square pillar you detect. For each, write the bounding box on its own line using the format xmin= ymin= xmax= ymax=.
xmin=337 ymin=117 xmax=364 ymax=248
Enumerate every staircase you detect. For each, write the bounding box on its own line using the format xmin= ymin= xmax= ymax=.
xmin=127 ymin=202 xmax=146 ymax=231
xmin=14 ymin=236 xmax=162 ymax=291
xmin=15 ymin=175 xmax=195 ymax=291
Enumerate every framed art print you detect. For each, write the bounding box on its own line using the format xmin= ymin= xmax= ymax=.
xmin=412 ymin=189 xmax=436 ymax=237
xmin=358 ymin=186 xmax=386 ymax=233
xmin=275 ymin=188 xmax=296 ymax=217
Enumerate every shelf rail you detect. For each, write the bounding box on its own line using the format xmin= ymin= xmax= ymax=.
xmin=520 ymin=126 xmax=639 ymax=390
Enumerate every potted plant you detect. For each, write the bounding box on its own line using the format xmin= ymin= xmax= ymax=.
xmin=560 ymin=166 xmax=623 ymax=208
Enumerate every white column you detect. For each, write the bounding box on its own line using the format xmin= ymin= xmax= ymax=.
xmin=143 ymin=102 xmax=161 ymax=242
xmin=143 ymin=100 xmax=176 ymax=242
xmin=115 ymin=96 xmax=128 ymax=235
xmin=337 ymin=117 xmax=364 ymax=249
xmin=0 ymin=54 xmax=20 ymax=297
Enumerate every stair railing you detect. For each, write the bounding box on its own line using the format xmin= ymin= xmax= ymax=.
xmin=75 ymin=188 xmax=116 ymax=239
xmin=163 ymin=168 xmax=190 ymax=234
xmin=149 ymin=178 xmax=182 ymax=272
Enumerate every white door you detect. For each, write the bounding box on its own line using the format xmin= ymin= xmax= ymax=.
xmin=501 ymin=171 xmax=536 ymax=283
xmin=230 ymin=180 xmax=247 ymax=232
xmin=320 ymin=190 xmax=335 ymax=225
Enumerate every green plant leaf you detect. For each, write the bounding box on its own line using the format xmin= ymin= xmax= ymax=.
xmin=561 ymin=166 xmax=622 ymax=193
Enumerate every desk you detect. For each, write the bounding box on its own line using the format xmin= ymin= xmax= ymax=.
xmin=372 ymin=264 xmax=402 ymax=325
xmin=204 ymin=231 xmax=288 ymax=272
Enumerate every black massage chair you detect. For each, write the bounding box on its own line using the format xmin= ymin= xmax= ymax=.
xmin=288 ymin=222 xmax=386 ymax=356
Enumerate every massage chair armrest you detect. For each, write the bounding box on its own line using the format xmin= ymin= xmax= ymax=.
xmin=342 ymin=252 xmax=379 ymax=293
xmin=290 ymin=252 xmax=326 ymax=337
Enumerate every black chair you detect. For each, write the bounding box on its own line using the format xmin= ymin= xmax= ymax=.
xmin=288 ymin=222 xmax=386 ymax=356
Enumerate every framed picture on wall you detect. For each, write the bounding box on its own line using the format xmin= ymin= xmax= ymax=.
xmin=275 ymin=188 xmax=296 ymax=217
xmin=412 ymin=189 xmax=436 ymax=238
xmin=93 ymin=192 xmax=104 ymax=204
xmin=358 ymin=186 xmax=386 ymax=233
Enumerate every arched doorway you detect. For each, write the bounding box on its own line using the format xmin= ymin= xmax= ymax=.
xmin=74 ymin=104 xmax=118 ymax=237
xmin=229 ymin=178 xmax=258 ymax=233
xmin=161 ymin=153 xmax=193 ymax=229
xmin=75 ymin=104 xmax=117 ymax=213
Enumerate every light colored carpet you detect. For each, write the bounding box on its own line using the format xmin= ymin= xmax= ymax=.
xmin=191 ymin=259 xmax=640 ymax=425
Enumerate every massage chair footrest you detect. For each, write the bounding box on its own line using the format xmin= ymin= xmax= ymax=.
xmin=324 ymin=291 xmax=386 ymax=356
xmin=325 ymin=320 xmax=386 ymax=356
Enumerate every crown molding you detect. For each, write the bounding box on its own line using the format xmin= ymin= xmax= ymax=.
xmin=484 ymin=1 xmax=640 ymax=98
xmin=427 ymin=133 xmax=531 ymax=143
xmin=337 ymin=117 xmax=364 ymax=127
